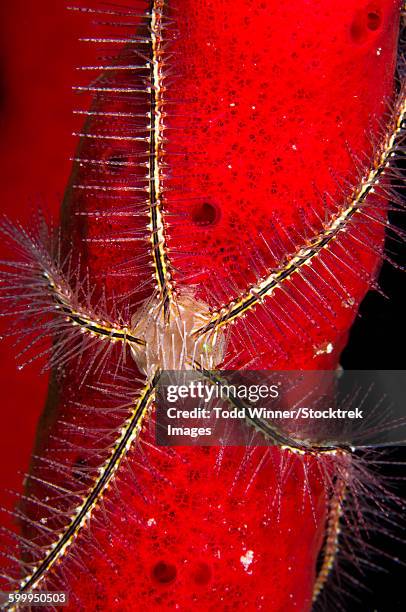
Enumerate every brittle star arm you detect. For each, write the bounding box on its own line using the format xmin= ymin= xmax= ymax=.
xmin=0 ymin=219 xmax=146 ymax=354
xmin=312 ymin=476 xmax=346 ymax=603
xmin=189 ymin=360 xmax=347 ymax=454
xmin=189 ymin=360 xmax=348 ymax=603
xmin=192 ymin=89 xmax=406 ymax=339
xmin=148 ymin=0 xmax=173 ymax=316
xmin=8 ymin=371 xmax=160 ymax=605
xmin=44 ymin=270 xmax=145 ymax=348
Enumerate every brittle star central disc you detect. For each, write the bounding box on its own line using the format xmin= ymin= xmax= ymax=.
xmin=130 ymin=293 xmax=226 ymax=375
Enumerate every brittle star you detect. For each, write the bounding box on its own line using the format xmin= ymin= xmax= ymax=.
xmin=3 ymin=80 xmax=402 ymax=600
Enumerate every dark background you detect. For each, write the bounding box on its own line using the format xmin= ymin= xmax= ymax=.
xmin=339 ymin=202 xmax=405 ymax=611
